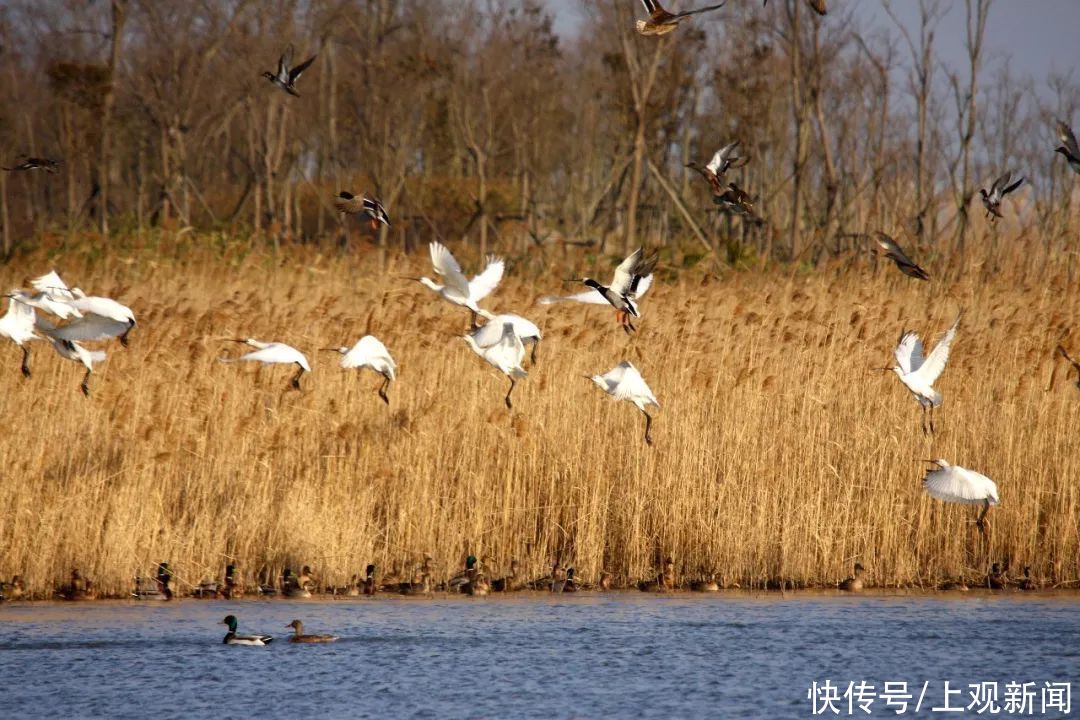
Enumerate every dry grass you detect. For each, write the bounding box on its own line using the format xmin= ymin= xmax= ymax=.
xmin=1 ymin=237 xmax=1078 ymax=596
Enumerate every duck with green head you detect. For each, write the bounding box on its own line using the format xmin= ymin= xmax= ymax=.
xmin=222 ymin=615 xmax=273 ymax=646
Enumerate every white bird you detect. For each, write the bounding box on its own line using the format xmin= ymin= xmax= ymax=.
xmin=889 ymin=312 xmax=961 ymax=435
xmin=221 ymin=339 xmax=311 ymax=390
xmin=410 ymin=242 xmax=504 ymax=326
xmin=1 ymin=293 xmax=39 ymax=378
xmin=30 ymin=271 xmax=137 ymax=346
xmin=8 ymin=288 xmax=82 ymax=320
xmin=590 ymin=361 xmax=660 ymax=445
xmin=922 ymin=459 xmax=1000 ymax=534
xmin=549 ymin=248 xmax=658 ymax=333
xmin=468 ymin=314 xmax=542 ymax=365
xmin=463 ymin=322 xmax=527 ymax=409
xmin=35 ymin=316 xmax=106 ymax=396
xmin=323 ymin=335 xmax=396 ymax=404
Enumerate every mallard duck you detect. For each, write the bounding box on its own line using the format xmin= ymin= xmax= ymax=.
xmin=599 ymin=571 xmax=613 ymax=591
xmin=987 ymin=563 xmax=1012 ymax=590
xmin=939 ymin=579 xmax=969 ymax=592
xmin=263 ymin=45 xmax=316 ymax=97
xmin=638 ymin=573 xmax=665 ymax=592
xmin=563 ymin=568 xmax=579 ymax=592
xmin=222 ymin=564 xmax=243 ymax=599
xmin=839 ymin=563 xmax=865 ymax=592
xmin=660 ymin=558 xmax=676 ymax=591
xmin=286 ymin=619 xmax=338 ymax=643
xmin=2 ymin=156 xmax=61 ymax=173
xmin=979 ymin=171 xmax=1024 ymax=222
xmin=715 ymin=182 xmax=764 ymax=224
xmin=363 ymin=564 xmax=377 ymax=596
xmin=7 ymin=575 xmax=24 ymax=600
xmin=636 ymin=0 xmax=727 ymax=36
xmin=491 ymin=559 xmax=521 ymax=592
xmin=156 ymin=562 xmax=176 ymax=600
xmin=58 ymin=569 xmax=95 ymax=601
xmin=1055 ymin=120 xmax=1080 ymax=175
xmin=550 ymin=563 xmax=568 ymax=593
xmin=398 ymin=571 xmax=432 ymax=596
xmin=334 ymin=192 xmax=391 ymax=231
xmin=222 ymin=615 xmax=273 ymax=646
xmin=872 ymin=232 xmax=929 ymax=281
xmin=1017 ymin=566 xmax=1041 ymax=591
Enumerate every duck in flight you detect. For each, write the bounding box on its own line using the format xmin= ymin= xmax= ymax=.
xmin=263 ymin=45 xmax=317 ymax=97
xmin=978 ymin=171 xmax=1024 ymax=223
xmin=687 ymin=141 xmax=746 ymax=196
xmin=562 ymin=248 xmax=658 ymax=334
xmin=2 ymin=157 xmax=61 ymax=173
xmin=873 ymin=232 xmax=929 ymax=281
xmin=636 ymin=0 xmax=727 ymax=36
xmin=334 ymin=191 xmax=390 ymax=231
xmin=1055 ymin=120 xmax=1080 ymax=175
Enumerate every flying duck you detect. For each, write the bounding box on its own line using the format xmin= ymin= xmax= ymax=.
xmin=636 ymin=0 xmax=727 ymax=36
xmin=686 ymin=140 xmax=745 ymax=195
xmin=873 ymin=232 xmax=929 ymax=281
xmin=1056 ymin=120 xmax=1080 ymax=175
xmin=2 ymin=157 xmax=61 ymax=173
xmin=575 ymin=247 xmax=659 ymax=334
xmin=978 ymin=171 xmax=1024 ymax=222
xmin=334 ymin=191 xmax=391 ymax=231
xmin=263 ymin=45 xmax=317 ymax=97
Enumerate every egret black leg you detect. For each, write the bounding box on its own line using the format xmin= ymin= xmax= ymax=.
xmin=929 ymin=405 xmax=936 ymax=435
xmin=378 ymin=376 xmax=390 ymax=405
xmin=530 ymin=341 xmax=538 ymax=365
xmin=80 ymin=370 xmax=92 ymax=397
xmin=20 ymin=346 xmax=31 ymax=378
xmin=976 ymin=499 xmax=990 ymax=535
xmin=505 ymin=377 xmax=516 ymax=409
xmin=920 ymin=406 xmax=928 ymax=436
xmin=643 ymin=410 xmax=654 ymax=446
xmin=120 ymin=322 xmax=133 ymax=348
xmin=290 ymin=367 xmax=304 ymax=390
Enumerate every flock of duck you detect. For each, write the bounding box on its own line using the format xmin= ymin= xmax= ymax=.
xmin=3 ymin=1 xmax=1080 ymax=607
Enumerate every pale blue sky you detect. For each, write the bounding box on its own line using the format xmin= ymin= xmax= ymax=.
xmin=548 ymin=0 xmax=1080 ymax=92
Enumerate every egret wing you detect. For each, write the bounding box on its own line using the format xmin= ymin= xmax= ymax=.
xmin=894 ymin=331 xmax=924 ymax=375
xmin=911 ymin=314 xmax=960 ymax=386
xmin=468 ymin=256 xmax=505 ymax=301
xmin=429 ymin=242 xmax=470 ymax=298
xmin=31 ymin=270 xmax=75 ymax=301
xmin=46 ymin=314 xmax=128 ymax=342
xmin=923 ymin=466 xmax=997 ymax=505
xmin=3 ymin=296 xmax=38 ymax=340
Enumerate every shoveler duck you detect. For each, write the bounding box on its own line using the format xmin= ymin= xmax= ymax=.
xmin=1056 ymin=345 xmax=1080 ymax=390
xmin=323 ymin=336 xmax=396 ymax=405
xmin=334 ymin=192 xmax=390 ymax=231
xmin=979 ymin=171 xmax=1024 ymax=222
xmin=687 ymin=141 xmax=745 ymax=195
xmin=839 ymin=563 xmax=865 ymax=592
xmin=286 ymin=619 xmax=338 ymax=643
xmin=2 ymin=156 xmax=61 ymax=173
xmin=872 ymin=232 xmax=929 ymax=281
xmin=263 ymin=45 xmax=317 ymax=97
xmin=590 ymin=361 xmax=661 ymax=446
xmin=636 ymin=0 xmax=727 ymax=36
xmin=573 ymin=248 xmax=658 ymax=334
xmin=1055 ymin=120 xmax=1080 ymax=175
xmin=223 ymin=615 xmax=273 ymax=646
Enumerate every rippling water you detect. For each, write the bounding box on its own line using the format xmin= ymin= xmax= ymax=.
xmin=1 ymin=593 xmax=1077 ymax=719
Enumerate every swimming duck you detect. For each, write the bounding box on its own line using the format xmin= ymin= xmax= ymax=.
xmin=222 ymin=615 xmax=273 ymax=646
xmin=978 ymin=171 xmax=1024 ymax=222
xmin=637 ymin=573 xmax=665 ymax=592
xmin=563 ymin=568 xmax=579 ymax=592
xmin=872 ymin=232 xmax=929 ymax=281
xmin=398 ymin=570 xmax=432 ymax=596
xmin=987 ymin=563 xmax=1012 ymax=590
xmin=263 ymin=45 xmax=317 ymax=97
xmin=690 ymin=574 xmax=720 ymax=592
xmin=156 ymin=562 xmax=176 ymax=600
xmin=550 ymin=563 xmax=568 ymax=593
xmin=6 ymin=575 xmax=24 ymax=600
xmin=363 ymin=565 xmax=377 ymax=596
xmin=334 ymin=192 xmax=391 ymax=231
xmin=839 ymin=563 xmax=865 ymax=592
xmin=636 ymin=0 xmax=727 ymax=36
xmin=286 ymin=619 xmax=338 ymax=643
xmin=599 ymin=571 xmax=613 ymax=591
xmin=282 ymin=567 xmax=312 ymax=598
xmin=58 ymin=569 xmax=95 ymax=601
xmin=1055 ymin=120 xmax=1080 ymax=175
xmin=491 ymin=559 xmax=521 ymax=592
xmin=660 ymin=558 xmax=676 ymax=591
xmin=938 ymin=579 xmax=969 ymax=592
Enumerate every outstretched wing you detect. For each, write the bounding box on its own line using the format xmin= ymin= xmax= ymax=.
xmin=1057 ymin=120 xmax=1080 ymax=157
xmin=278 ymin=45 xmax=293 ymax=77
xmin=894 ymin=331 xmax=925 ymax=375
xmin=31 ymin=270 xmax=75 ymax=301
xmin=912 ymin=313 xmax=961 ymax=386
xmin=45 ymin=314 xmax=128 ymax=342
xmin=334 ymin=192 xmax=365 ymax=214
xmin=705 ymin=148 xmax=725 ymax=175
xmin=671 ymin=2 xmax=726 ymax=20
xmin=1001 ymin=175 xmax=1024 ymax=196
xmin=629 ymin=273 xmax=654 ymax=299
xmin=429 ymin=242 xmax=470 ymax=298
xmin=537 ymin=289 xmax=610 ymax=306
xmin=611 ymin=248 xmax=657 ymax=297
xmin=289 ymin=54 xmax=317 ymax=83
xmin=923 ymin=465 xmax=994 ymax=505
xmin=468 ymin=256 xmax=505 ymax=301
xmin=640 ymin=0 xmax=660 ymax=14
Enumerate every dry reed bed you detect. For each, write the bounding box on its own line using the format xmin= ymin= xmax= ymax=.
xmin=0 ymin=242 xmax=1078 ymax=596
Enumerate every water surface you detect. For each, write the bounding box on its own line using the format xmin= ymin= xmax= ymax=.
xmin=1 ymin=593 xmax=1077 ymax=718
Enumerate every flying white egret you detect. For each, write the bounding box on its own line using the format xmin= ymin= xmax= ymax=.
xmin=221 ymin=339 xmax=311 ymax=390
xmin=889 ymin=312 xmax=961 ymax=435
xmin=922 ymin=459 xmax=1000 ymax=534
xmin=1 ymin=293 xmax=39 ymax=378
xmin=551 ymin=248 xmax=658 ymax=333
xmin=30 ymin=271 xmax=137 ymax=346
xmin=323 ymin=335 xmax=396 ymax=404
xmin=463 ymin=322 xmax=527 ymax=409
xmin=8 ymin=288 xmax=82 ymax=320
xmin=590 ymin=360 xmax=660 ymax=445
xmin=36 ymin=316 xmax=106 ymax=396
xmin=469 ymin=313 xmax=542 ymax=364
xmin=408 ymin=242 xmax=504 ymax=326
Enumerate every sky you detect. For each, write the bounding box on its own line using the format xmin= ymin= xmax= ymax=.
xmin=547 ymin=0 xmax=1080 ymax=96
